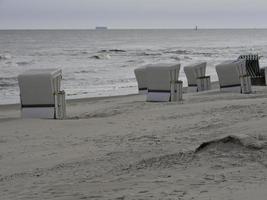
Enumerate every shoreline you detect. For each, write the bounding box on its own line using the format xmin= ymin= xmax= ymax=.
xmin=0 ymin=81 xmax=220 ymax=109
xmin=0 ymin=93 xmax=140 ymax=109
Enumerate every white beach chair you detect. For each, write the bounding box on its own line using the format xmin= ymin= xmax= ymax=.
xmin=18 ymin=68 xmax=66 ymax=119
xmin=146 ymin=63 xmax=181 ymax=102
xmin=216 ymin=60 xmax=247 ymax=93
xmin=134 ymin=66 xmax=147 ymax=94
xmin=184 ymin=62 xmax=208 ymax=92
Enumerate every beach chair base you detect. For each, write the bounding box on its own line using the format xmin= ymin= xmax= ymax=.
xmin=21 ymin=107 xmax=55 ymax=119
xmin=251 ymin=77 xmax=266 ymax=86
xmin=21 ymin=90 xmax=66 ymax=119
xmin=220 ymin=85 xmax=241 ymax=93
xmin=147 ymin=80 xmax=183 ymax=102
xmin=196 ymin=76 xmax=211 ymax=92
xmin=240 ymin=75 xmax=252 ymax=94
xmin=187 ymin=86 xmax=198 ymax=93
xmin=147 ymin=92 xmax=170 ymax=102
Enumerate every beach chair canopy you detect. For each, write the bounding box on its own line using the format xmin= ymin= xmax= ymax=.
xmin=134 ymin=66 xmax=147 ymax=91
xmin=238 ymin=54 xmax=261 ymax=77
xmin=146 ymin=63 xmax=180 ymax=92
xmin=216 ymin=60 xmax=242 ymax=88
xmin=184 ymin=62 xmax=207 ymax=86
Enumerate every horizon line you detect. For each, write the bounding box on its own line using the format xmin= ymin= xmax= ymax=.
xmin=1 ymin=27 xmax=267 ymax=31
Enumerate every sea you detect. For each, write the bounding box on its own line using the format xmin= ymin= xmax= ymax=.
xmin=1 ymin=29 xmax=267 ymax=104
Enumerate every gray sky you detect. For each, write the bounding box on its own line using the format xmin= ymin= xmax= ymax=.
xmin=0 ymin=0 xmax=267 ymax=29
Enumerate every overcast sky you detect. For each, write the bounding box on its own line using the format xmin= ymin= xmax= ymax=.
xmin=0 ymin=0 xmax=267 ymax=29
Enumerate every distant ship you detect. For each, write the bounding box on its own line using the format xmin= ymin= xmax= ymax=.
xmin=95 ymin=27 xmax=108 ymax=30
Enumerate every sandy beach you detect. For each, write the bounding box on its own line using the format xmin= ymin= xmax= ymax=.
xmin=1 ymin=85 xmax=267 ymax=200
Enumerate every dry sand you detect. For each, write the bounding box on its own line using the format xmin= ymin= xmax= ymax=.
xmin=1 ymin=86 xmax=267 ymax=200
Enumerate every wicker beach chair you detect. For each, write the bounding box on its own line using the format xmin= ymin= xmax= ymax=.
xmin=238 ymin=54 xmax=266 ymax=86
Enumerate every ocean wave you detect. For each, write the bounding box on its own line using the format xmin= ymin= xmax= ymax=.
xmin=105 ymin=78 xmax=136 ymax=85
xmin=164 ymin=49 xmax=214 ymax=57
xmin=120 ymin=65 xmax=128 ymax=68
xmin=80 ymin=51 xmax=89 ymax=55
xmin=183 ymin=56 xmax=193 ymax=60
xmin=31 ymin=50 xmax=90 ymax=57
xmin=74 ymin=69 xmax=99 ymax=74
xmin=68 ymin=51 xmax=89 ymax=56
xmin=0 ymin=77 xmax=17 ymax=81
xmin=0 ymin=53 xmax=12 ymax=60
xmin=98 ymin=49 xmax=126 ymax=53
xmin=137 ymin=52 xmax=162 ymax=56
xmin=0 ymin=83 xmax=17 ymax=88
xmin=90 ymin=54 xmax=111 ymax=60
xmin=164 ymin=49 xmax=191 ymax=54
xmin=127 ymin=59 xmax=145 ymax=65
xmin=192 ymin=52 xmax=214 ymax=57
xmin=16 ymin=60 xmax=34 ymax=66
xmin=0 ymin=77 xmax=18 ymax=89
xmin=126 ymin=59 xmax=136 ymax=63
xmin=170 ymin=56 xmax=181 ymax=61
xmin=30 ymin=52 xmax=45 ymax=56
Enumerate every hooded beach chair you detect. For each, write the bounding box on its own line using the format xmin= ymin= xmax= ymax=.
xmin=184 ymin=62 xmax=210 ymax=92
xmin=134 ymin=66 xmax=147 ymax=94
xmin=216 ymin=60 xmax=248 ymax=93
xmin=18 ymin=68 xmax=66 ymax=119
xmin=238 ymin=54 xmax=266 ymax=86
xmin=146 ymin=63 xmax=181 ymax=102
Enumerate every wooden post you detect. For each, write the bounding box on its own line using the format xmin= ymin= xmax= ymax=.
xmin=240 ymin=75 xmax=252 ymax=94
xmin=177 ymin=80 xmax=183 ymax=101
